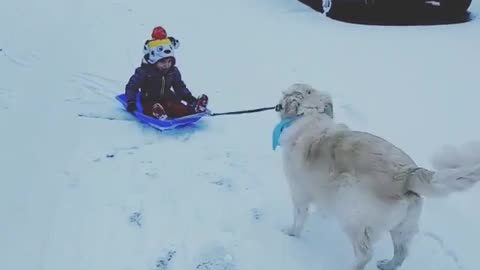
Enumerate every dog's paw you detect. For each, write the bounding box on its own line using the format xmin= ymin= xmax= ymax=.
xmin=376 ymin=259 xmax=397 ymax=270
xmin=281 ymin=226 xmax=300 ymax=238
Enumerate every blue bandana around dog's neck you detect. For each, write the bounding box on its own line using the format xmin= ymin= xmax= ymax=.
xmin=272 ymin=117 xmax=299 ymax=150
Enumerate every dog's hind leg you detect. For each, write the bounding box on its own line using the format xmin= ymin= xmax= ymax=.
xmin=377 ymin=193 xmax=423 ymax=270
xmin=345 ymin=226 xmax=375 ymax=270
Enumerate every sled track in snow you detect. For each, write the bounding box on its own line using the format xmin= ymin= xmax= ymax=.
xmin=71 ymin=72 xmax=122 ymax=102
xmin=0 ymin=88 xmax=13 ymax=110
xmin=423 ymin=232 xmax=466 ymax=270
xmin=2 ymin=49 xmax=40 ymax=68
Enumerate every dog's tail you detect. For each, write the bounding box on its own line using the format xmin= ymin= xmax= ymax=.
xmin=397 ymin=141 xmax=480 ymax=197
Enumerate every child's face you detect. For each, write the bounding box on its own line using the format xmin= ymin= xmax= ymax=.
xmin=156 ymin=58 xmax=173 ymax=71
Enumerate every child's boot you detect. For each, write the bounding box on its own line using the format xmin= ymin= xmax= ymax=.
xmin=152 ymin=103 xmax=167 ymax=120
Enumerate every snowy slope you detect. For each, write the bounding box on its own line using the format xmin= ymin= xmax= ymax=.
xmin=1 ymin=0 xmax=480 ymax=269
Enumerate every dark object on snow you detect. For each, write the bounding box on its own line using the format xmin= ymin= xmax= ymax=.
xmin=129 ymin=211 xmax=142 ymax=227
xmin=298 ymin=0 xmax=472 ymax=19
xmin=106 ymin=154 xmax=115 ymax=158
xmin=156 ymin=250 xmax=176 ymax=270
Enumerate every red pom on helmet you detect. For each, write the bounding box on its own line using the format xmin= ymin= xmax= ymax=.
xmin=151 ymin=26 xmax=167 ymax=40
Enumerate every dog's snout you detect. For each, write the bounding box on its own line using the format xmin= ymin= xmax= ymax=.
xmin=275 ymin=104 xmax=283 ymax=112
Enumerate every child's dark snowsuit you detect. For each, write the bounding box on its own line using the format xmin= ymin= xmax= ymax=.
xmin=125 ymin=63 xmax=198 ymax=118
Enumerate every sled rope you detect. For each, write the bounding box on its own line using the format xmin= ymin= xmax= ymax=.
xmin=78 ymin=113 xmax=135 ymax=121
xmin=208 ymin=104 xmax=282 ymax=116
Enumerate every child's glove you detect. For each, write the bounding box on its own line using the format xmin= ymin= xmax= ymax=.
xmin=127 ymin=102 xmax=137 ymax=113
xmin=194 ymin=94 xmax=208 ymax=112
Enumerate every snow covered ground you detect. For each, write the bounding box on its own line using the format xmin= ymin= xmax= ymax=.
xmin=1 ymin=0 xmax=480 ymax=269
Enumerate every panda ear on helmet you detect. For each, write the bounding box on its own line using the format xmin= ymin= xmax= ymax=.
xmin=168 ymin=37 xmax=180 ymax=49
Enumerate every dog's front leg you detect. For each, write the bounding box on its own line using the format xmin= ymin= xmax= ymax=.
xmin=283 ymin=181 xmax=310 ymax=237
xmin=284 ymin=201 xmax=309 ymax=237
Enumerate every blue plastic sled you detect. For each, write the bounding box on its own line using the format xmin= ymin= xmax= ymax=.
xmin=116 ymin=93 xmax=209 ymax=131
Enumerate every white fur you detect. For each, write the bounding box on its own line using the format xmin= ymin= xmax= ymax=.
xmin=276 ymin=83 xmax=480 ymax=270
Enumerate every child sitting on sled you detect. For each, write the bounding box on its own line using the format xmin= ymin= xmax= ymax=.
xmin=125 ymin=27 xmax=208 ymax=119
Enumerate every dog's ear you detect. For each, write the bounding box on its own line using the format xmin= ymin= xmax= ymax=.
xmin=324 ymin=102 xmax=334 ymax=118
